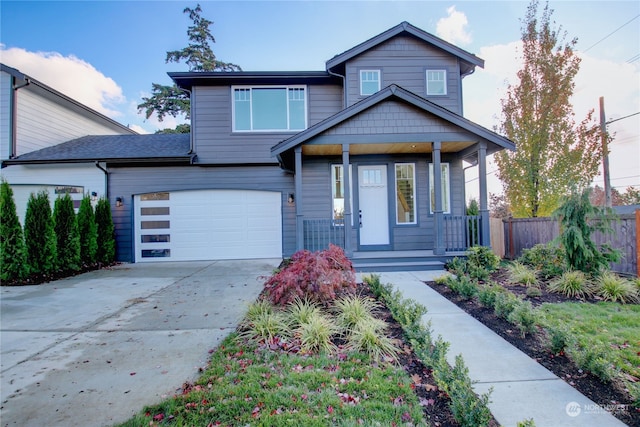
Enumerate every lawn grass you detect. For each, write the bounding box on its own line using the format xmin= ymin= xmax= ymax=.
xmin=539 ymin=301 xmax=640 ymax=381
xmin=117 ymin=333 xmax=428 ymax=426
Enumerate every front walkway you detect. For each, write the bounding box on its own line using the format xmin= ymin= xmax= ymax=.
xmin=357 ymin=271 xmax=627 ymax=427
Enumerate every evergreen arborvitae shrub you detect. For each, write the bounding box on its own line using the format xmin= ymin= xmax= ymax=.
xmin=53 ymin=193 xmax=81 ymax=272
xmin=24 ymin=191 xmax=57 ymax=275
xmin=0 ymin=180 xmax=28 ymax=282
xmin=95 ymin=197 xmax=115 ymax=264
xmin=77 ymin=194 xmax=98 ymax=266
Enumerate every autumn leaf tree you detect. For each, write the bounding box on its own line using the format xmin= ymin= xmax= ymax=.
xmin=494 ymin=0 xmax=603 ymax=218
xmin=138 ymin=4 xmax=240 ymax=133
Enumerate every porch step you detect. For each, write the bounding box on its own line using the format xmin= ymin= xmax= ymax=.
xmin=353 ymin=260 xmax=445 ymax=272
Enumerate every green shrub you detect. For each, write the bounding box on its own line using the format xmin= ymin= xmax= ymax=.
xmin=596 ymin=272 xmax=639 ymax=304
xmin=457 ymin=275 xmax=480 ymax=300
xmin=77 ymin=194 xmax=98 ymax=266
xmin=525 ymin=286 xmax=542 ymax=298
xmin=494 ymin=292 xmax=521 ymax=320
xmin=519 ymin=243 xmax=566 ymax=278
xmin=264 ymin=245 xmax=356 ymax=306
xmin=95 ymin=197 xmax=115 ymax=264
xmin=466 ymin=246 xmax=500 ymax=272
xmin=467 ymin=265 xmax=490 ymax=281
xmin=446 ymin=257 xmax=468 ymax=276
xmin=53 ymin=194 xmax=81 ymax=272
xmin=447 ymin=355 xmax=493 ymax=427
xmin=0 ymin=180 xmax=28 ymax=282
xmin=507 ymin=300 xmax=538 ymax=337
xmin=24 ymin=191 xmax=57 ymax=275
xmin=517 ymin=419 xmax=537 ymax=427
xmin=506 ymin=262 xmax=538 ymax=287
xmin=546 ymin=326 xmax=571 ymax=355
xmin=477 ymin=283 xmax=506 ymax=308
xmin=553 ymin=189 xmax=621 ymax=274
xmin=548 ymin=270 xmax=594 ymax=298
xmin=569 ymin=344 xmax=615 ymax=383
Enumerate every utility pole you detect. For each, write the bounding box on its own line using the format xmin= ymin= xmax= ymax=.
xmin=600 ymin=96 xmax=612 ymax=208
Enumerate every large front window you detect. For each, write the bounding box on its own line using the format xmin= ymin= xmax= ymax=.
xmin=233 ymin=86 xmax=306 ymax=131
xmin=429 ymin=163 xmax=451 ymax=214
xmin=395 ymin=163 xmax=416 ymax=224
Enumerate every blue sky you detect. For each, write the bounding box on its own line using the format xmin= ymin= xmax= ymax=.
xmin=1 ymin=0 xmax=638 ymax=193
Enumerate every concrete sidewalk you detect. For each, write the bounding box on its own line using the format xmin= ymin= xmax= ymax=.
xmin=358 ymin=271 xmax=628 ymax=427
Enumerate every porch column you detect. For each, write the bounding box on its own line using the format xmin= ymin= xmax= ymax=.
xmin=295 ymin=146 xmax=304 ymax=251
xmin=342 ymin=144 xmax=353 ymax=256
xmin=478 ymin=142 xmax=491 ymax=246
xmin=432 ymin=141 xmax=445 ymax=255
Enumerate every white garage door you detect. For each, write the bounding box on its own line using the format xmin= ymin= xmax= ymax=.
xmin=134 ymin=190 xmax=282 ymax=262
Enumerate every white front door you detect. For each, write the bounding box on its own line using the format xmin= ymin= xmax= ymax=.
xmin=358 ymin=165 xmax=389 ymax=246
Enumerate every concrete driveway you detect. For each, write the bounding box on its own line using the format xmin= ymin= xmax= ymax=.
xmin=1 ymin=259 xmax=280 ymax=427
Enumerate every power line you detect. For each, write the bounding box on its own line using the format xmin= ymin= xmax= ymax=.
xmin=627 ymin=53 xmax=640 ymax=63
xmin=583 ymin=14 xmax=640 ymax=53
xmin=607 ymin=112 xmax=640 ymax=125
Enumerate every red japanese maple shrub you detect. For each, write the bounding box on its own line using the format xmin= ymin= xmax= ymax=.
xmin=264 ymin=244 xmax=356 ymax=306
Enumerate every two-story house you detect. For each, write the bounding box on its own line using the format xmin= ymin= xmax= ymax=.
xmin=0 ymin=64 xmax=137 ymax=222
xmin=3 ymin=22 xmax=514 ymax=269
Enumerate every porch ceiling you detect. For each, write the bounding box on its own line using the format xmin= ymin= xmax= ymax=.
xmin=301 ymin=141 xmax=474 ymax=156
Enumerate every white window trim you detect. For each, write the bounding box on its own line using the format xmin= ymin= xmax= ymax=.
xmin=360 ymin=69 xmax=381 ymax=96
xmin=231 ymin=85 xmax=308 ymax=132
xmin=426 ymin=69 xmax=447 ymax=96
xmin=429 ymin=163 xmax=451 ymax=214
xmin=395 ymin=163 xmax=416 ymax=225
xmin=331 ymin=164 xmax=353 ymax=225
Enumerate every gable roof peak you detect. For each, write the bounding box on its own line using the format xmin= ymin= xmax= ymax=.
xmin=326 ymin=21 xmax=484 ymax=75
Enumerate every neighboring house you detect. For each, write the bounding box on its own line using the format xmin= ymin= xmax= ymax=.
xmin=0 ymin=64 xmax=137 ymax=222
xmin=3 ymin=22 xmax=515 ymax=269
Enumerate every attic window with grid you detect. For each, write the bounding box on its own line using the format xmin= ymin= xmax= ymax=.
xmin=426 ymin=70 xmax=447 ymax=95
xmin=360 ymin=70 xmax=381 ymax=96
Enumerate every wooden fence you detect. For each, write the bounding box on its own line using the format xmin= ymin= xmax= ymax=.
xmin=498 ymin=210 xmax=639 ymax=276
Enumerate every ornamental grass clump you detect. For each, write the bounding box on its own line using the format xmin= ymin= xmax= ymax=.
xmin=296 ymin=310 xmax=339 ymax=354
xmin=596 ymin=272 xmax=639 ymax=304
xmin=506 ymin=262 xmax=538 ymax=287
xmin=347 ymin=318 xmax=399 ymax=361
xmin=548 ymin=270 xmax=594 ymax=299
xmin=333 ymin=295 xmax=380 ymax=330
xmin=238 ymin=308 xmax=290 ymax=345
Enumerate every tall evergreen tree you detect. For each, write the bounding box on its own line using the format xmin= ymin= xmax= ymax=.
xmin=53 ymin=194 xmax=81 ymax=272
xmin=494 ymin=0 xmax=602 ymax=218
xmin=0 ymin=180 xmax=28 ymax=282
xmin=138 ymin=4 xmax=241 ymax=131
xmin=95 ymin=197 xmax=115 ymax=264
xmin=24 ymin=191 xmax=57 ymax=275
xmin=77 ymin=194 xmax=98 ymax=265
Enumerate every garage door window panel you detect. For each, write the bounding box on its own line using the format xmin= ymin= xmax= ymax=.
xmin=141 ymin=220 xmax=170 ymax=229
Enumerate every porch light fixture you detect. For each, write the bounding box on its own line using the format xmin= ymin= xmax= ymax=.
xmin=115 ymin=196 xmax=123 ymax=207
xmin=91 ymin=191 xmax=98 ymax=201
xmin=287 ymin=193 xmax=295 ymax=205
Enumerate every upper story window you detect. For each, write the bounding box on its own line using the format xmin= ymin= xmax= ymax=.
xmin=426 ymin=70 xmax=447 ymax=96
xmin=233 ymin=86 xmax=307 ymax=132
xmin=360 ymin=70 xmax=381 ymax=96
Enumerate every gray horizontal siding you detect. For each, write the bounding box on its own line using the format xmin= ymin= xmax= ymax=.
xmin=345 ymin=35 xmax=461 ymax=113
xmin=192 ymin=84 xmax=342 ymax=164
xmin=299 ymin=153 xmax=465 ymax=252
xmin=108 ymin=165 xmax=295 ymax=262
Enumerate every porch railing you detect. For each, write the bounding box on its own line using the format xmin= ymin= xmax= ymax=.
xmin=443 ymin=215 xmax=481 ymax=251
xmin=303 ymin=218 xmax=345 ymax=252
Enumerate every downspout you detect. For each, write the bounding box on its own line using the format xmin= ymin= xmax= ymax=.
xmin=327 ymin=68 xmax=346 ymax=109
xmin=95 ymin=161 xmax=109 ymax=198
xmin=9 ymin=76 xmax=31 ymax=158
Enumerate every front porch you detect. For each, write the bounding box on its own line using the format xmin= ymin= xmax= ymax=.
xmin=302 ymin=215 xmax=481 ymax=271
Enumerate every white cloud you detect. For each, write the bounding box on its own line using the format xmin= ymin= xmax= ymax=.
xmin=436 ymin=6 xmax=472 ymax=46
xmin=0 ymin=46 xmax=125 ymax=118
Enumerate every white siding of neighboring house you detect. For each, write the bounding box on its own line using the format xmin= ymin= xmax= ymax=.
xmin=14 ymin=89 xmax=127 ymax=156
xmin=1 ymin=163 xmax=106 ymax=225
xmin=0 ymin=71 xmax=11 ymax=159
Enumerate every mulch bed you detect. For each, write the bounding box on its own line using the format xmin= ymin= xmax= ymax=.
xmin=358 ymin=282 xmax=500 ymax=427
xmin=424 ymin=271 xmax=640 ymax=426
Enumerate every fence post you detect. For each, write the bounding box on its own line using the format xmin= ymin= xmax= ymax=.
xmin=636 ymin=209 xmax=640 ymax=277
